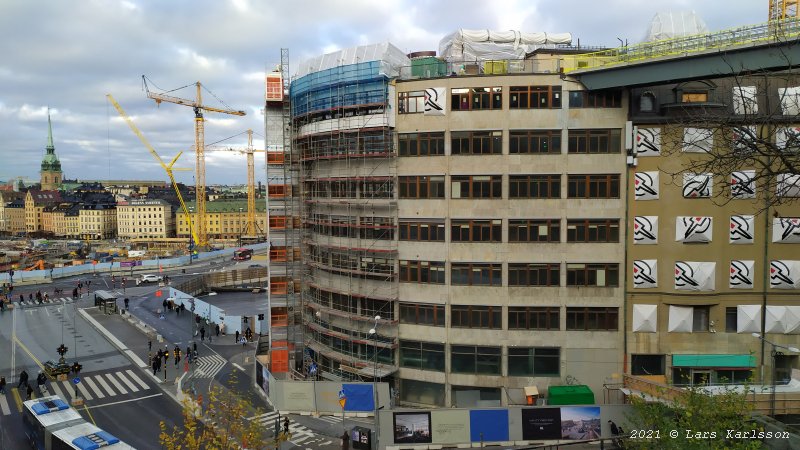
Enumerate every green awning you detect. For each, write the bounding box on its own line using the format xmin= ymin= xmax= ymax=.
xmin=547 ymin=385 xmax=595 ymax=405
xmin=672 ymin=354 xmax=755 ymax=368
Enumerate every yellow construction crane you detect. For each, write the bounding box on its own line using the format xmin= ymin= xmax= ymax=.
xmin=205 ymin=129 xmax=265 ymax=237
xmin=142 ymin=76 xmax=246 ymax=248
xmin=106 ymin=94 xmax=200 ymax=249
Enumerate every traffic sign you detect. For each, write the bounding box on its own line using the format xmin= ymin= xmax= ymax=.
xmin=339 ymin=398 xmax=347 ymax=409
xmin=309 ymin=362 xmax=318 ymax=376
xmin=72 ymin=377 xmax=81 ymax=384
xmin=338 ymin=389 xmax=345 ymax=400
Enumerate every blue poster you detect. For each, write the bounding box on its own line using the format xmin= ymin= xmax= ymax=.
xmin=470 ymin=410 xmax=509 ymax=442
xmin=342 ymin=384 xmax=375 ymax=411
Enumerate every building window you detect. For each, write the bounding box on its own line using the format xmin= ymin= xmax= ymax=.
xmin=450 ymin=345 xmax=501 ymax=375
xmin=640 ymin=92 xmax=656 ymax=112
xmin=509 ymin=130 xmax=561 ymax=154
xmin=399 ymin=379 xmax=445 ymax=406
xmin=566 ymin=307 xmax=619 ymax=330
xmin=451 ymin=87 xmax=502 ymax=111
xmin=509 ymin=175 xmax=560 ymax=198
xmin=451 ymin=263 xmax=502 ymax=286
xmin=451 ymin=305 xmax=502 ymax=329
xmin=399 ymin=260 xmax=446 ymax=284
xmin=569 ymin=90 xmax=622 ymax=108
xmin=567 ymin=174 xmax=620 ymax=198
xmin=567 ymin=129 xmax=621 ymax=154
xmin=508 ymin=263 xmax=560 ymax=286
xmin=398 ymin=91 xmax=425 ymax=114
xmin=508 ymin=306 xmax=560 ymax=330
xmin=631 ymin=354 xmax=665 ymax=375
xmin=399 ymin=221 xmax=445 ymax=241
xmin=398 ymin=176 xmax=445 ymax=199
xmin=566 ymin=219 xmax=620 ymax=243
xmin=400 ymin=340 xmax=445 ymax=371
xmin=509 ymin=86 xmax=562 ymax=109
xmin=451 ymin=131 xmax=502 ymax=155
xmin=508 ymin=219 xmax=560 ymax=242
xmin=399 ymin=302 xmax=445 ymax=326
xmin=508 ymin=347 xmax=560 ymax=377
xmin=693 ymin=306 xmax=710 ymax=332
xmin=566 ymin=263 xmax=619 ymax=287
xmin=451 ymin=175 xmax=502 ymax=199
xmin=726 ymin=307 xmax=737 ymax=333
xmin=682 ymin=92 xmax=708 ymax=103
xmin=451 ymin=219 xmax=502 ymax=242
xmin=398 ymin=132 xmax=445 ymax=156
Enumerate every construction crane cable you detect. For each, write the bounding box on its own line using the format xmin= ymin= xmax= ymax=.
xmin=200 ymin=83 xmax=239 ymax=113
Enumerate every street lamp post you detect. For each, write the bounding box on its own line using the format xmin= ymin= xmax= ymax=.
xmin=238 ymin=207 xmax=243 ymax=247
xmin=752 ymin=332 xmax=800 ymax=417
xmin=369 ymin=315 xmax=381 ymax=447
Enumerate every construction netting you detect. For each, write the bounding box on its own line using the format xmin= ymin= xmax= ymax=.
xmin=295 ymin=42 xmax=410 ymax=79
xmin=438 ymin=29 xmax=572 ymax=61
xmin=643 ymin=11 xmax=708 ymax=42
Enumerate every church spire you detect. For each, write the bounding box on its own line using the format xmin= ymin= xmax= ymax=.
xmin=46 ymin=107 xmax=55 ymax=153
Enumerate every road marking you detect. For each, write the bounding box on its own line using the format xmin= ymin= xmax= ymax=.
xmin=12 ymin=336 xmax=45 ymax=372
xmin=11 ymin=388 xmax=22 ymax=412
xmin=83 ymin=404 xmax=96 ymax=425
xmin=83 ymin=393 xmax=163 ymax=410
xmin=114 ymin=371 xmax=140 ymax=393
xmin=0 ymin=392 xmax=11 ymax=415
xmin=76 ymin=381 xmax=94 ymax=401
xmin=95 ymin=375 xmax=116 ymax=396
xmin=232 ymin=363 xmax=245 ymax=372
xmin=83 ymin=377 xmax=106 ymax=399
xmin=104 ymin=373 xmax=128 ymax=395
xmin=125 ymin=370 xmax=149 ymax=390
xmin=49 ymin=382 xmax=67 ymax=401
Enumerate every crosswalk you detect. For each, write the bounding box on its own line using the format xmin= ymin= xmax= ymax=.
xmin=187 ymin=354 xmax=227 ymax=379
xmin=13 ymin=296 xmax=80 ymax=308
xmin=0 ymin=368 xmax=154 ymax=415
xmin=248 ymin=411 xmax=331 ymax=446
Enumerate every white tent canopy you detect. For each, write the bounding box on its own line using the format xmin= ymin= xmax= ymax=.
xmin=643 ymin=11 xmax=708 ymax=42
xmin=439 ymin=29 xmax=572 ymax=62
xmin=633 ymin=304 xmax=658 ymax=332
xmin=295 ymin=42 xmax=410 ymax=79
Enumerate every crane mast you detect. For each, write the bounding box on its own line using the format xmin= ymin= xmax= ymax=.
xmin=143 ymin=77 xmax=245 ymax=248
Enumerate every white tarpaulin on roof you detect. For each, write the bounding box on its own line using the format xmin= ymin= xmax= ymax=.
xmin=737 ymin=305 xmax=762 ymax=334
xmin=295 ymin=42 xmax=411 ymax=79
xmin=633 ymin=304 xmax=658 ymax=332
xmin=644 ymin=11 xmax=708 ymax=42
xmin=668 ymin=306 xmax=693 ymax=333
xmin=439 ymin=29 xmax=572 ymax=61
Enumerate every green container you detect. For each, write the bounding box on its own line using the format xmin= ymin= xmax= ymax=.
xmin=547 ymin=385 xmax=595 ymax=405
xmin=411 ymin=57 xmax=447 ymax=78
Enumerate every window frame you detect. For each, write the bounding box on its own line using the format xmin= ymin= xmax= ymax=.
xmin=508 ymin=347 xmax=561 ymax=377
xmin=565 ymin=307 xmax=619 ymax=331
xmin=565 ymin=263 xmax=619 ymax=287
xmin=451 ymin=175 xmax=503 ymax=199
xmin=399 ymin=340 xmax=446 ymax=371
xmin=509 ymin=85 xmax=563 ymax=109
xmin=450 ymin=219 xmax=502 ymax=243
xmin=399 ymin=260 xmax=446 ymax=284
xmin=508 ymin=263 xmax=561 ymax=287
xmin=398 ymin=132 xmax=446 ymax=157
xmin=450 ymin=345 xmax=502 ymax=375
xmin=568 ymin=90 xmax=622 ymax=108
xmin=508 ymin=306 xmax=560 ymax=330
xmin=508 ymin=219 xmax=560 ymax=242
xmin=451 ymin=131 xmax=502 ymax=155
xmin=566 ymin=219 xmax=620 ymax=243
xmin=398 ymin=91 xmax=425 ymax=114
xmin=509 ymin=174 xmax=561 ymax=199
xmin=567 ymin=129 xmax=622 ymax=154
xmin=399 ymin=302 xmax=445 ymax=326
xmin=450 ymin=262 xmax=503 ymax=286
xmin=451 ymin=87 xmax=503 ymax=111
xmin=567 ymin=174 xmax=620 ymax=198
xmin=398 ymin=176 xmax=446 ymax=199
xmin=509 ymin=130 xmax=562 ymax=154
xmin=399 ymin=220 xmax=445 ymax=242
xmin=450 ymin=305 xmax=502 ymax=329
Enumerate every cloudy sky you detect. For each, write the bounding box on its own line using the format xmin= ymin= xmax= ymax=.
xmin=1 ymin=0 xmax=763 ymax=186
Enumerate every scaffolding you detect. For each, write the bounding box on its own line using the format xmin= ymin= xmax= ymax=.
xmin=265 ymin=49 xmax=304 ymax=376
xmin=293 ymin=45 xmax=402 ymax=383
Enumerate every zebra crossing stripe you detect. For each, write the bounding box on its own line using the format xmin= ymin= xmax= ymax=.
xmin=49 ymin=382 xmax=66 ymax=400
xmin=114 ymin=371 xmax=140 ymax=393
xmin=83 ymin=377 xmax=106 ymax=399
xmin=104 ymin=373 xmax=128 ymax=395
xmin=95 ymin=375 xmax=116 ymax=396
xmin=75 ymin=381 xmax=94 ymax=400
xmin=318 ymin=416 xmax=341 ymax=424
xmin=0 ymin=393 xmax=10 ymax=415
xmin=125 ymin=370 xmax=149 ymax=390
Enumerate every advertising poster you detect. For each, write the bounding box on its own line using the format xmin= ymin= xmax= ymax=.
xmin=521 ymin=408 xmax=561 ymax=440
xmin=393 ymin=412 xmax=432 ymax=444
xmin=470 ymin=409 xmax=509 ymax=442
xmin=561 ymin=406 xmax=601 ymax=440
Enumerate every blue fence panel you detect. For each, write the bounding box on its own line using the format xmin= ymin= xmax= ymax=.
xmin=342 ymin=384 xmax=375 ymax=412
xmin=469 ymin=410 xmax=509 ymax=442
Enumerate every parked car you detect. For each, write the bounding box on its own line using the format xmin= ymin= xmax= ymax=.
xmin=138 ymin=274 xmax=163 ymax=283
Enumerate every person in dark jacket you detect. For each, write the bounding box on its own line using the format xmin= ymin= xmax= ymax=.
xmin=18 ymin=370 xmax=28 ymax=389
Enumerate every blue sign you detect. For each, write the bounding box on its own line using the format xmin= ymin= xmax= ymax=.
xmin=72 ymin=377 xmax=81 ymax=385
xmin=309 ymin=363 xmax=318 ymax=375
xmin=338 ymin=389 xmax=346 ymax=400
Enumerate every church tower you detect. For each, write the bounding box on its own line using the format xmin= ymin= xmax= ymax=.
xmin=40 ymin=110 xmax=63 ymax=190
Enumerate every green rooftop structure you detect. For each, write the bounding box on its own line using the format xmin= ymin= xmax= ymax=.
xmin=547 ymin=385 xmax=595 ymax=405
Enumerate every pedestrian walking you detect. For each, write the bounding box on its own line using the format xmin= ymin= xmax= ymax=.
xmin=174 ymin=346 xmax=181 ymax=366
xmin=19 ymin=294 xmax=24 ymax=303
xmin=193 ymin=341 xmax=198 ymax=354
xmin=241 ymin=336 xmax=247 ymax=347
xmin=0 ymin=376 xmax=6 ymax=394
xmin=186 ymin=346 xmax=192 ymax=363
xmin=72 ymin=288 xmax=78 ymax=299
xmin=152 ymin=359 xmax=159 ymax=375
xmin=162 ymin=299 xmax=167 ymax=311
xmin=124 ymin=298 xmax=129 ymax=310
xmin=163 ymin=346 xmax=169 ymax=365
xmin=18 ymin=369 xmax=28 ymax=389
xmin=235 ymin=330 xmax=240 ymax=343
xmin=26 ymin=383 xmax=34 ymax=400
xmin=215 ymin=324 xmax=220 ymax=336
xmin=200 ymin=327 xmax=205 ymax=341
xmin=36 ymin=372 xmax=47 ymax=395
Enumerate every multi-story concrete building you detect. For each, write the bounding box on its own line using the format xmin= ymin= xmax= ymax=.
xmin=0 ymin=191 xmax=25 ymax=234
xmin=293 ymin=43 xmax=628 ymax=407
xmin=117 ymin=198 xmax=175 ymax=239
xmin=24 ymin=190 xmax=62 ymax=234
xmin=79 ymin=204 xmax=117 ymax=240
xmin=47 ymin=203 xmax=80 ymax=238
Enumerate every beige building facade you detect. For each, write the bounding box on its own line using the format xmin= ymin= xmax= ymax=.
xmin=79 ymin=205 xmax=117 ymax=240
xmin=176 ymin=199 xmax=266 ymax=242
xmin=117 ymin=199 xmax=175 ymax=239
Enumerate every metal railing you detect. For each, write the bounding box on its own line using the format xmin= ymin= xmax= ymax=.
xmin=562 ymin=17 xmax=800 ymax=73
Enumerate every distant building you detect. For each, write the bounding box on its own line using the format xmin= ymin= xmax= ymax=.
xmin=40 ymin=111 xmax=63 ymax=191
xmin=117 ymin=198 xmax=175 ymax=239
xmin=24 ymin=190 xmax=62 ymax=234
xmin=176 ymin=199 xmax=265 ymax=241
xmin=79 ymin=203 xmax=117 ymax=240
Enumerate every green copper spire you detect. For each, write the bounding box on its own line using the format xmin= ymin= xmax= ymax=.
xmin=41 ymin=108 xmax=62 ymax=172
